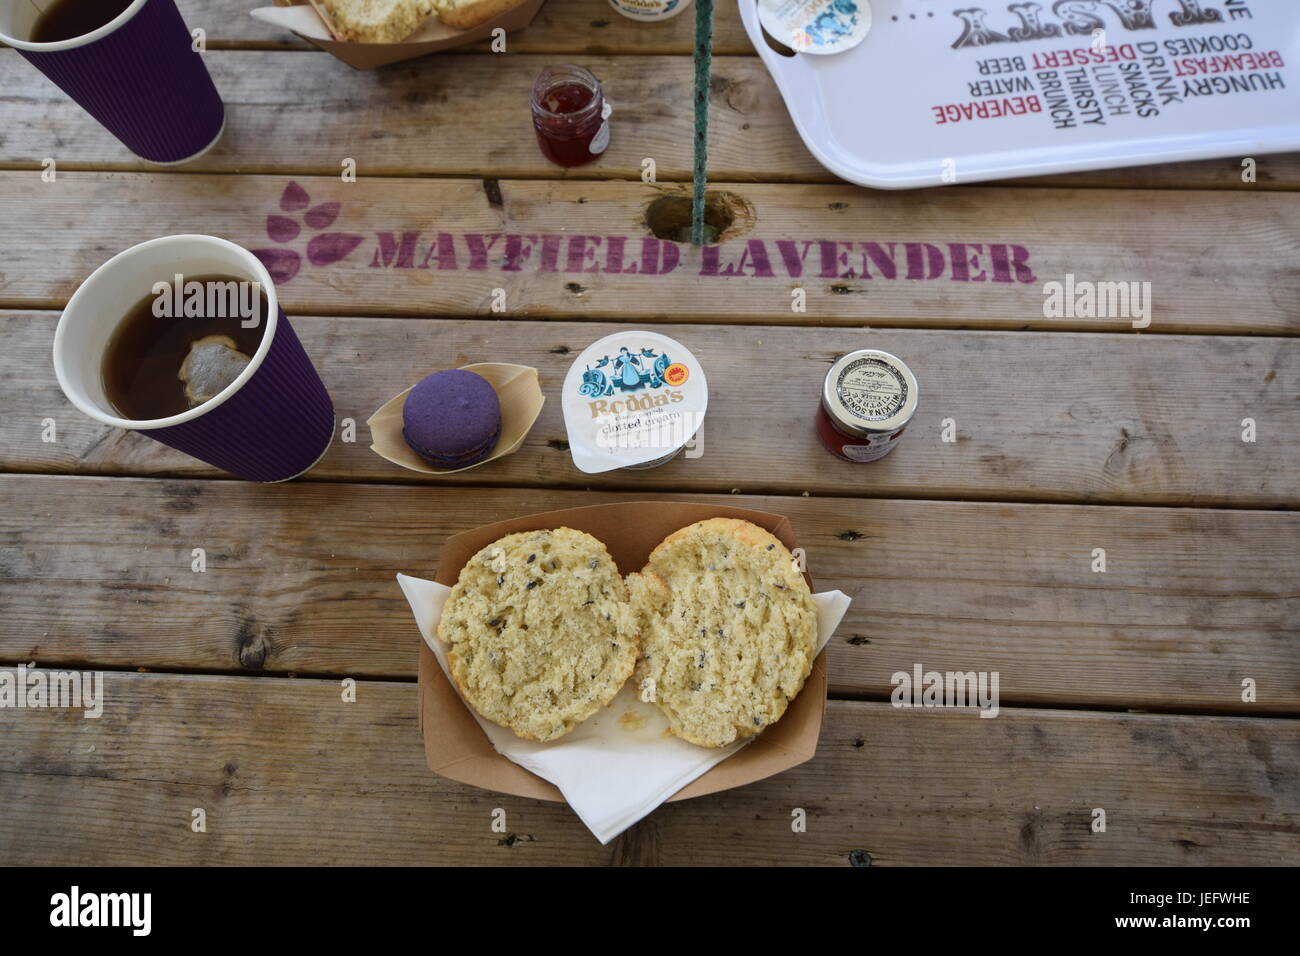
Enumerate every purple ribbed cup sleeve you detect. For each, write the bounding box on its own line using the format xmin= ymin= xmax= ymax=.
xmin=16 ymin=0 xmax=224 ymax=164
xmin=145 ymin=310 xmax=334 ymax=482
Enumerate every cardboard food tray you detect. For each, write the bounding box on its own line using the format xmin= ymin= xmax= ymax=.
xmin=266 ymin=0 xmax=546 ymax=69
xmin=418 ymin=501 xmax=829 ymax=802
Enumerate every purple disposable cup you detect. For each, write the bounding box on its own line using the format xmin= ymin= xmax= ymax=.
xmin=53 ymin=235 xmax=335 ymax=482
xmin=0 ymin=0 xmax=224 ymax=165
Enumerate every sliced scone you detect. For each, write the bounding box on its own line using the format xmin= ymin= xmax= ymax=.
xmin=633 ymin=518 xmax=818 ymax=748
xmin=625 ymin=569 xmax=670 ymax=703
xmin=317 ymin=0 xmax=435 ymax=43
xmin=433 ymin=0 xmax=524 ymax=29
xmin=437 ymin=527 xmax=635 ymax=742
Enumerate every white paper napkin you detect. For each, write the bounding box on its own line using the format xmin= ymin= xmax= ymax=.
xmin=249 ymin=6 xmax=332 ymax=40
xmin=397 ymin=572 xmax=851 ymax=843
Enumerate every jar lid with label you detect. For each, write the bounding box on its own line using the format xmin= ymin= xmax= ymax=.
xmin=562 ymin=330 xmax=708 ymax=474
xmin=821 ymin=349 xmax=918 ymax=438
xmin=608 ymin=0 xmax=694 ymax=22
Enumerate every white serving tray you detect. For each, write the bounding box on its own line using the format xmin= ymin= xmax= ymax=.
xmin=740 ymin=0 xmax=1300 ymax=188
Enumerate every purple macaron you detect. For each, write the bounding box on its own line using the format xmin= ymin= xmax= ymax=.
xmin=402 ymin=369 xmax=502 ymax=469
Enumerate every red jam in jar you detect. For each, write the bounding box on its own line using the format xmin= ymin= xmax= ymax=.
xmin=532 ymin=65 xmax=610 ymax=168
xmin=816 ymin=349 xmax=918 ymax=463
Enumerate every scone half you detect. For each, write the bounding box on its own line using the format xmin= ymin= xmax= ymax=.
xmin=437 ymin=527 xmax=636 ymax=742
xmin=317 ymin=0 xmax=435 ymax=43
xmin=433 ymin=0 xmax=527 ymax=29
xmin=632 ymin=518 xmax=818 ymax=748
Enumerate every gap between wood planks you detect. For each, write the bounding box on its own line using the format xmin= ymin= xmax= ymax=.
xmin=17 ymin=661 xmax=1296 ymax=721
xmin=0 ymin=41 xmax=753 ymax=55
xmin=0 ymin=160 xmax=1293 ymax=192
xmin=3 ymin=460 xmax=1295 ymax=512
xmin=9 ymin=303 xmax=1300 ymax=338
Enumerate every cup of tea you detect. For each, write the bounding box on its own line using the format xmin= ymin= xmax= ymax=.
xmin=0 ymin=0 xmax=224 ymax=165
xmin=53 ymin=235 xmax=335 ymax=482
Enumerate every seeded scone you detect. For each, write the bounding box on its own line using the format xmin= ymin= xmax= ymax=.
xmin=437 ymin=528 xmax=636 ymax=742
xmin=625 ymin=569 xmax=670 ymax=700
xmin=632 ymin=518 xmax=818 ymax=748
xmin=317 ymin=0 xmax=435 ymax=43
xmin=432 ymin=0 xmax=525 ymax=29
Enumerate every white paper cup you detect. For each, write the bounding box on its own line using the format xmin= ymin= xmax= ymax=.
xmin=0 ymin=0 xmax=226 ymax=165
xmin=53 ymin=235 xmax=334 ymax=481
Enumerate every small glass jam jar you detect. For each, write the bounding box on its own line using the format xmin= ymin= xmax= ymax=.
xmin=531 ymin=65 xmax=611 ymax=168
xmin=608 ymin=0 xmax=694 ymax=21
xmin=816 ymin=349 xmax=918 ymax=463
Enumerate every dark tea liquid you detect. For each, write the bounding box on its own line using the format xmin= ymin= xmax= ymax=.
xmin=31 ymin=0 xmax=135 ymax=43
xmin=102 ymin=274 xmax=268 ymax=420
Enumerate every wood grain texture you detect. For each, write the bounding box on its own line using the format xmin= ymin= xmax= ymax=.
xmin=1 ymin=0 xmax=1295 ymax=873
xmin=4 ymin=312 xmax=1296 ymax=505
xmin=5 ymin=49 xmax=1297 ymax=191
xmin=6 ymin=0 xmax=1298 ymax=190
xmin=2 ymin=174 xmax=1296 ymax=333
xmin=0 ymin=51 xmax=826 ymax=181
xmin=0 ymin=671 xmax=1295 ymax=865
xmin=1008 ymin=155 xmax=1300 ymax=191
xmin=5 ymin=46 xmax=1294 ymax=192
xmin=178 ymin=0 xmax=759 ymax=54
xmin=2 ymin=475 xmax=1296 ymax=711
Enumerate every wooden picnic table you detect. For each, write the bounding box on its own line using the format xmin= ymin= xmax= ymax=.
xmin=1 ymin=0 xmax=1298 ymax=866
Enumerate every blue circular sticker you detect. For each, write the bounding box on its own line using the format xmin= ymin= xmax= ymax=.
xmin=758 ymin=0 xmax=872 ymax=55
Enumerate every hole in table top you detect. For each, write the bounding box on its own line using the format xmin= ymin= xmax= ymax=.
xmin=644 ymin=191 xmax=755 ymax=244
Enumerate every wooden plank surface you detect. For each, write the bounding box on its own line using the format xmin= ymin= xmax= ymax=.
xmin=4 ymin=313 xmax=1296 ymax=506
xmin=1008 ymin=156 xmax=1300 ymax=192
xmin=117 ymin=0 xmax=1300 ymax=191
xmin=6 ymin=49 xmax=1299 ymax=192
xmin=2 ymin=174 xmax=1296 ymax=334
xmin=0 ymin=52 xmax=827 ymax=182
xmin=2 ymin=0 xmax=1296 ymax=871
xmin=179 ymin=0 xmax=759 ymax=54
xmin=4 ymin=475 xmax=1296 ymax=712
xmin=1 ymin=671 xmax=1295 ymax=865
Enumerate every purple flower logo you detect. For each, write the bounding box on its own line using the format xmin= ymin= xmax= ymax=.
xmin=252 ymin=182 xmax=364 ymax=284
